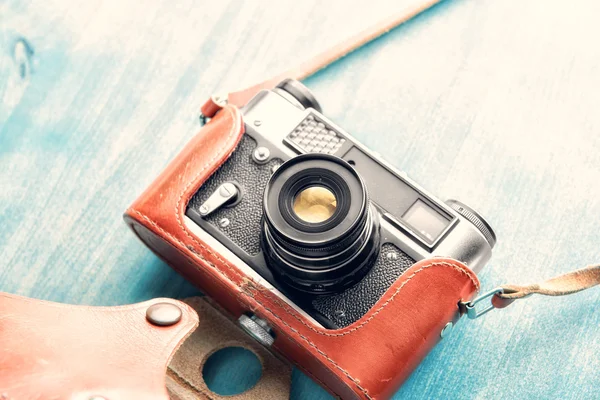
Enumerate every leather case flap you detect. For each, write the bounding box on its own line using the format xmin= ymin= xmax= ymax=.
xmin=0 ymin=293 xmax=198 ymax=399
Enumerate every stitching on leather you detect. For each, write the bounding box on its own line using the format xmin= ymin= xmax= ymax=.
xmin=243 ymin=285 xmax=371 ymax=398
xmin=281 ymin=341 xmax=345 ymax=400
xmin=167 ymin=105 xmax=478 ymax=336
xmin=129 ymin=108 xmax=480 ymax=399
xmin=132 ymin=209 xmax=367 ymax=397
xmin=173 ymin=107 xmax=251 ymax=286
xmin=131 ymin=209 xmax=477 ymax=400
xmin=281 ymin=342 xmax=344 ymax=399
xmin=245 ymin=262 xmax=479 ymax=336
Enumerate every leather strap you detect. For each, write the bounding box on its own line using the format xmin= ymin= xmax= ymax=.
xmin=492 ymin=264 xmax=600 ymax=309
xmin=200 ymin=0 xmax=444 ymax=119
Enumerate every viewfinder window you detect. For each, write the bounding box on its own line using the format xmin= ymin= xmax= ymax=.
xmin=402 ymin=199 xmax=450 ymax=243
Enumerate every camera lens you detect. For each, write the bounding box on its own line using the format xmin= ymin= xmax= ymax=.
xmin=261 ymin=153 xmax=380 ymax=295
xmin=292 ymin=186 xmax=337 ymax=223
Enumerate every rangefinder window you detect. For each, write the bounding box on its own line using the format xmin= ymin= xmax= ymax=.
xmin=402 ymin=199 xmax=451 ymax=243
xmin=339 ymin=146 xmax=454 ymax=248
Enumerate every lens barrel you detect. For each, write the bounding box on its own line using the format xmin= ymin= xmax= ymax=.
xmin=261 ymin=154 xmax=380 ymax=295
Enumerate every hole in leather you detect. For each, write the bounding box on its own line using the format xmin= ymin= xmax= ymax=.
xmin=202 ymin=346 xmax=262 ymax=395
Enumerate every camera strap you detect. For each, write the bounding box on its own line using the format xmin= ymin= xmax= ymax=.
xmin=198 ymin=1 xmax=600 ymax=318
xmin=199 ymin=0 xmax=445 ymax=123
xmin=462 ymin=264 xmax=600 ymax=319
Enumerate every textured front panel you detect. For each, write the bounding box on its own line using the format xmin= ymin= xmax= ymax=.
xmin=187 ymin=135 xmax=280 ymax=255
xmin=312 ymin=243 xmax=415 ymax=327
xmin=187 ymin=134 xmax=416 ymax=329
xmin=287 ymin=114 xmax=345 ymax=154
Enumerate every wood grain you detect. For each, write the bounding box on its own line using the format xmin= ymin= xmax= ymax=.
xmin=1 ymin=0 xmax=599 ymax=399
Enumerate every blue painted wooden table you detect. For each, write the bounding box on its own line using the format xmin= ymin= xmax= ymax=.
xmin=1 ymin=0 xmax=599 ymax=398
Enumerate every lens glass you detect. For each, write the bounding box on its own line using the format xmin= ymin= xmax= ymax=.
xmin=292 ymin=186 xmax=337 ymax=223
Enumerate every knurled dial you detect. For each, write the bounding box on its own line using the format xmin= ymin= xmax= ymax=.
xmin=446 ymin=199 xmax=496 ymax=248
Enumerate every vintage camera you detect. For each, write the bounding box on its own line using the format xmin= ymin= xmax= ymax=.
xmin=185 ymin=79 xmax=495 ymax=329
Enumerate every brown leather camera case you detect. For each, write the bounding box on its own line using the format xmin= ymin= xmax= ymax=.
xmin=124 ymin=105 xmax=480 ymax=400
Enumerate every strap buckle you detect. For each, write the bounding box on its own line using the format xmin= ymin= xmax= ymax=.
xmin=462 ymin=287 xmax=504 ymax=319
